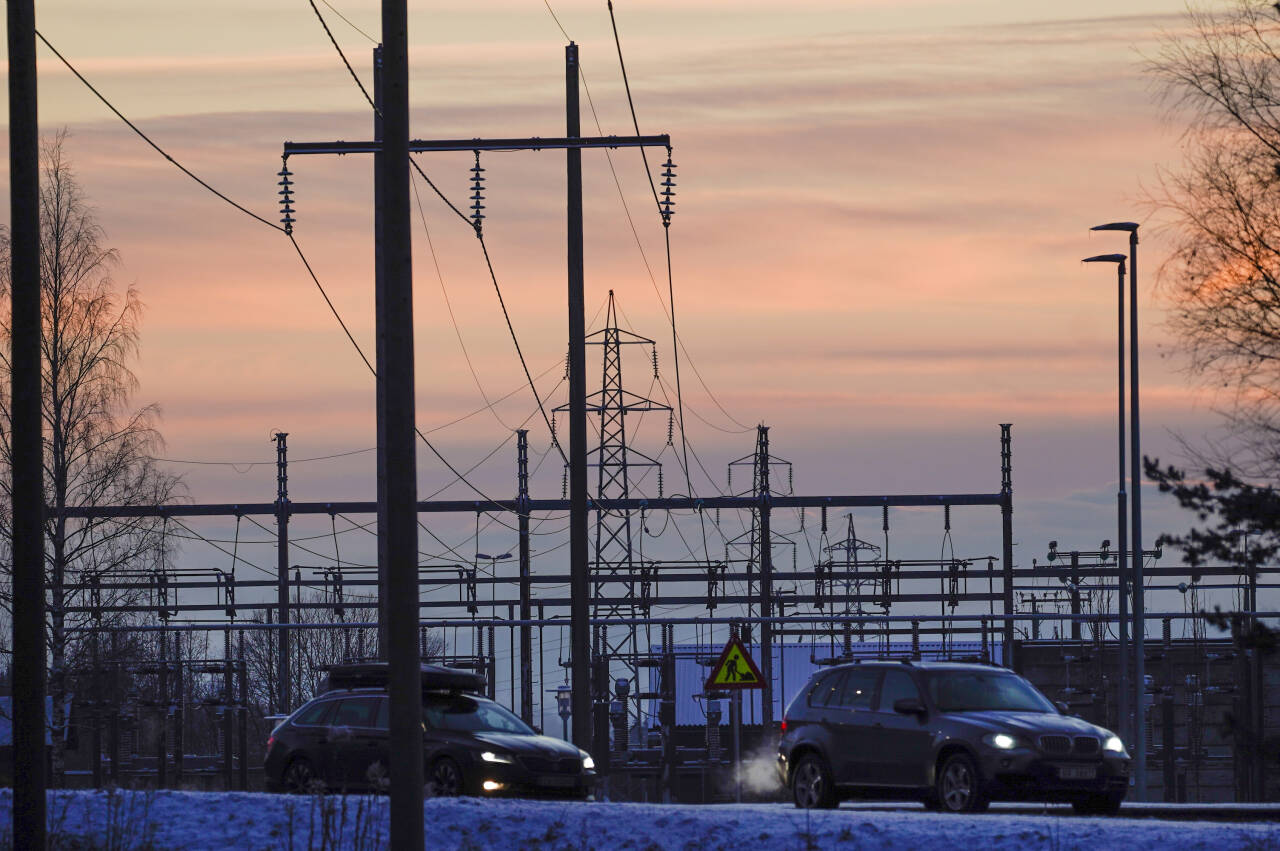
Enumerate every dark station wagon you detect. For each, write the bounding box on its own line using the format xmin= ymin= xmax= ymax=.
xmin=777 ymin=659 xmax=1130 ymax=814
xmin=264 ymin=663 xmax=595 ymax=798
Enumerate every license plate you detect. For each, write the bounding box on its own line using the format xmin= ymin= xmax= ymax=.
xmin=1059 ymin=765 xmax=1097 ymax=780
xmin=537 ymin=775 xmax=576 ymax=788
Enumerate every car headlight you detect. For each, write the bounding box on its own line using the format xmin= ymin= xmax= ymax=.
xmin=481 ymin=751 xmax=514 ymax=764
xmin=1103 ymin=735 xmax=1126 ymax=754
xmin=982 ymin=733 xmax=1020 ymax=750
xmin=581 ymin=754 xmax=596 ymax=771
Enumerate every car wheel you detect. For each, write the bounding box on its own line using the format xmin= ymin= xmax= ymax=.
xmin=936 ymin=753 xmax=988 ymax=813
xmin=283 ymin=756 xmax=322 ymax=794
xmin=1072 ymin=791 xmax=1124 ymax=816
xmin=426 ymin=757 xmax=466 ymax=797
xmin=791 ymin=753 xmax=838 ymax=809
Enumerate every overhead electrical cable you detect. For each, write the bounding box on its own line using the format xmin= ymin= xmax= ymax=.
xmin=307 ymin=0 xmax=568 ymax=466
xmin=318 ymin=0 xmax=377 ymax=44
xmin=40 ymin=28 xmax=525 ymax=514
xmin=35 ymin=31 xmax=283 ymax=232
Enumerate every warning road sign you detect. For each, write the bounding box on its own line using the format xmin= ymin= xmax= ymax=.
xmin=704 ymin=636 xmax=765 ymax=691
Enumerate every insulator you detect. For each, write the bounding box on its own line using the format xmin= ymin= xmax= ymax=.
xmin=666 ymin=412 xmax=674 ymax=446
xmin=659 ymin=149 xmax=677 ymax=226
xmin=715 ymin=507 xmax=720 ymax=524
xmin=562 ymin=467 xmax=568 ymax=499
xmin=564 ymin=347 xmax=570 ymax=379
xmin=469 ymin=152 xmax=486 ymax=233
xmin=652 ymin=345 xmax=659 ymax=378
xmin=550 ymin=413 xmax=558 ymax=446
xmin=788 ymin=466 xmax=793 ymax=493
xmin=658 ymin=469 xmax=664 ymax=498
xmin=944 ymin=504 xmax=951 ymax=531
xmin=277 ymin=161 xmax=295 ymax=234
xmin=800 ymin=507 xmax=806 ymax=530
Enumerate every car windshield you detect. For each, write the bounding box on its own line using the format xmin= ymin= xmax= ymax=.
xmin=423 ymin=695 xmax=535 ymax=735
xmin=928 ymin=672 xmax=1056 ymax=713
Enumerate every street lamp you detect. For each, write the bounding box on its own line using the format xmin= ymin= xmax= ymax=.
xmin=1082 ymin=251 xmax=1131 ymax=766
xmin=1088 ymin=219 xmax=1146 ymax=801
xmin=554 ymin=683 xmax=573 ymax=740
xmin=475 ymin=552 xmax=513 ymax=615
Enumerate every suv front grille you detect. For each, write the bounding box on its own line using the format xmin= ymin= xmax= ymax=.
xmin=1073 ymin=736 xmax=1099 ymax=755
xmin=1040 ymin=734 xmax=1100 ymax=756
xmin=518 ymin=755 xmax=581 ymax=775
xmin=1040 ymin=735 xmax=1071 ymax=755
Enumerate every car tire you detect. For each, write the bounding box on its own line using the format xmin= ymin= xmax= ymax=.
xmin=426 ymin=756 xmax=466 ymax=797
xmin=282 ymin=756 xmax=322 ymax=794
xmin=1072 ymin=791 xmax=1124 ymax=816
xmin=791 ymin=753 xmax=838 ymax=809
xmin=936 ymin=752 xmax=988 ymax=813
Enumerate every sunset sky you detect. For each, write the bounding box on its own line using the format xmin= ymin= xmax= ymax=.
xmin=6 ymin=0 xmax=1261 ymax=651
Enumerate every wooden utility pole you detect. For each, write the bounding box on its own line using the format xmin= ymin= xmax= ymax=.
xmin=380 ymin=0 xmax=425 ymax=845
xmin=8 ymin=0 xmax=46 ymax=845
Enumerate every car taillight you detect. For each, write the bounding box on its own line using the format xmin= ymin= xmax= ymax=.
xmin=266 ymin=735 xmax=275 ymax=752
xmin=781 ymin=718 xmax=788 ymax=733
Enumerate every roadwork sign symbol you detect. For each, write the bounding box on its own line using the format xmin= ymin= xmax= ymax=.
xmin=705 ymin=636 xmax=765 ymax=690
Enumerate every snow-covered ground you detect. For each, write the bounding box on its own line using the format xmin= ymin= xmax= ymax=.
xmin=3 ymin=790 xmax=1279 ymax=850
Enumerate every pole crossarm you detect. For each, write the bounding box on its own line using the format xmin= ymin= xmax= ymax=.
xmin=58 ymin=491 xmax=1007 ymax=519
xmin=283 ymin=134 xmax=671 ymax=157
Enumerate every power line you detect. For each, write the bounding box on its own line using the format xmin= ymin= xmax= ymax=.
xmin=306 ymin=0 xmax=568 ymax=466
xmin=318 ymin=0 xmax=377 ymax=44
xmin=41 ymin=28 xmax=524 ymax=516
xmin=308 ymin=0 xmax=376 ymax=109
xmin=35 ymin=30 xmax=282 ymax=232
xmin=150 ymin=446 xmax=375 ymax=469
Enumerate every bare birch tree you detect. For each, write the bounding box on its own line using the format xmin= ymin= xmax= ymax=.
xmin=0 ymin=132 xmax=182 ymax=782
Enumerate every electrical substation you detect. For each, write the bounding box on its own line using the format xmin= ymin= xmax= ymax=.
xmin=37 ymin=287 xmax=1279 ymax=804
xmin=4 ymin=14 xmax=1278 ymax=851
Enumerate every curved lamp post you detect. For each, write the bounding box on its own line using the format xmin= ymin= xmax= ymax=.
xmin=1082 ymin=252 xmax=1131 ymax=774
xmin=1088 ymin=218 xmax=1146 ymax=801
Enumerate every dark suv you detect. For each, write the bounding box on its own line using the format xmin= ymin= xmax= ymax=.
xmin=264 ymin=663 xmax=595 ymax=798
xmin=777 ymin=660 xmax=1129 ymax=814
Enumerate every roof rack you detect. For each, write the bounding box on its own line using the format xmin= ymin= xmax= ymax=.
xmin=323 ymin=662 xmax=486 ymax=694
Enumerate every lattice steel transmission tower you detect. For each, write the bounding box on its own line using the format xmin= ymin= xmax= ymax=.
xmin=558 ymin=290 xmax=669 ymax=638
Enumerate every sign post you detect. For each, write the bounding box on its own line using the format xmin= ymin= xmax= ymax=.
xmin=704 ymin=636 xmax=765 ymax=803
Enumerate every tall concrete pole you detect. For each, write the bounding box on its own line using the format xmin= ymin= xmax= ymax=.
xmin=373 ymin=44 xmax=390 ymax=659
xmin=566 ymin=42 xmax=592 ymax=749
xmin=380 ymin=0 xmax=425 ymax=843
xmin=1128 ymin=226 xmax=1146 ymax=800
xmin=8 ymin=0 xmax=45 ymax=843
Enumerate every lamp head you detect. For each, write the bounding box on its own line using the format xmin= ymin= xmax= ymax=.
xmin=1081 ymin=253 xmax=1126 ymax=264
xmin=1090 ymin=222 xmax=1139 ymax=233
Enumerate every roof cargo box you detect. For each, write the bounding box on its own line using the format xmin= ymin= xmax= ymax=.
xmin=324 ymin=662 xmax=485 ymax=694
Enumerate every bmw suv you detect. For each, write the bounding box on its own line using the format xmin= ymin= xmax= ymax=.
xmin=264 ymin=663 xmax=596 ymax=798
xmin=777 ymin=660 xmax=1129 ymax=814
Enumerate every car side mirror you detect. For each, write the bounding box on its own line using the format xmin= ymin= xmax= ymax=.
xmin=533 ymin=725 xmax=543 ymax=735
xmin=1055 ymin=701 xmax=1070 ymax=715
xmin=893 ymin=697 xmax=925 ymax=716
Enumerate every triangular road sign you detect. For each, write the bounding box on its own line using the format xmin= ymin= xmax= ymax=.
xmin=704 ymin=636 xmax=765 ymax=691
